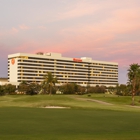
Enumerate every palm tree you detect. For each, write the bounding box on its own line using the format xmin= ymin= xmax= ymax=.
xmin=127 ymin=63 xmax=140 ymax=105
xmin=42 ymin=72 xmax=58 ymax=95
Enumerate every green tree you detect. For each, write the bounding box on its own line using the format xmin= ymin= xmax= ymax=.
xmin=4 ymin=84 xmax=16 ymax=95
xmin=115 ymin=84 xmax=131 ymax=96
xmin=119 ymin=84 xmax=127 ymax=96
xmin=127 ymin=63 xmax=140 ymax=105
xmin=115 ymin=83 xmax=120 ymax=95
xmin=60 ymin=83 xmax=75 ymax=94
xmin=60 ymin=83 xmax=86 ymax=95
xmin=0 ymin=84 xmax=16 ymax=95
xmin=107 ymin=86 xmax=115 ymax=94
xmin=77 ymin=85 xmax=86 ymax=95
xmin=26 ymin=83 xmax=40 ymax=95
xmin=41 ymin=72 xmax=58 ymax=95
xmin=18 ymin=81 xmax=28 ymax=94
xmin=18 ymin=81 xmax=41 ymax=95
xmin=88 ymin=85 xmax=106 ymax=94
xmin=0 ymin=85 xmax=5 ymax=96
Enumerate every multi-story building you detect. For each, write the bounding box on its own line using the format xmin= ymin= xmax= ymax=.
xmin=8 ymin=52 xmax=118 ymax=87
xmin=0 ymin=77 xmax=8 ymax=85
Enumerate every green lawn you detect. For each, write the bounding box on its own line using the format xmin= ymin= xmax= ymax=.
xmin=0 ymin=94 xmax=140 ymax=140
xmin=83 ymin=93 xmax=140 ymax=105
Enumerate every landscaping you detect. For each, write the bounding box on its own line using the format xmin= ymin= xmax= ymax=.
xmin=0 ymin=94 xmax=140 ymax=140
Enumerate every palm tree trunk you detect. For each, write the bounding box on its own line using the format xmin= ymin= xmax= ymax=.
xmin=139 ymin=92 xmax=140 ymax=103
xmin=132 ymin=82 xmax=135 ymax=105
xmin=132 ymin=93 xmax=135 ymax=105
xmin=49 ymin=83 xmax=52 ymax=95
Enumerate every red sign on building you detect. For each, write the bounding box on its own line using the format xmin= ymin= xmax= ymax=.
xmin=11 ymin=58 xmax=15 ymax=65
xmin=73 ymin=58 xmax=82 ymax=62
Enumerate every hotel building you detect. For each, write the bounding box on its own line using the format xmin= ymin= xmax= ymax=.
xmin=8 ymin=52 xmax=118 ymax=87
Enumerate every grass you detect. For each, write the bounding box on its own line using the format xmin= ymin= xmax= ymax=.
xmin=1 ymin=94 xmax=140 ymax=111
xmin=85 ymin=93 xmax=140 ymax=105
xmin=0 ymin=94 xmax=140 ymax=140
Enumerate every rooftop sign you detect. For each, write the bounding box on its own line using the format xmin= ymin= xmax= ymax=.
xmin=73 ymin=58 xmax=82 ymax=62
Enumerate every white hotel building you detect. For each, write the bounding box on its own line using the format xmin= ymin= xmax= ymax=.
xmin=8 ymin=52 xmax=118 ymax=87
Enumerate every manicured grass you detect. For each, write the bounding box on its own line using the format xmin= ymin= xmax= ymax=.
xmin=0 ymin=94 xmax=140 ymax=111
xmin=0 ymin=107 xmax=140 ymax=140
xmin=0 ymin=94 xmax=140 ymax=140
xmin=84 ymin=94 xmax=140 ymax=106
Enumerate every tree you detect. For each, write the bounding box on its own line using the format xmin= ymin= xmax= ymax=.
xmin=0 ymin=84 xmax=16 ymax=95
xmin=4 ymin=84 xmax=16 ymax=95
xmin=26 ymin=83 xmax=40 ymax=95
xmin=87 ymin=85 xmax=106 ymax=94
xmin=0 ymin=85 xmax=5 ymax=96
xmin=60 ymin=83 xmax=75 ymax=94
xmin=77 ymin=85 xmax=86 ymax=95
xmin=115 ymin=84 xmax=131 ymax=96
xmin=127 ymin=63 xmax=140 ymax=105
xmin=119 ymin=84 xmax=127 ymax=96
xmin=41 ymin=72 xmax=58 ymax=95
xmin=18 ymin=81 xmax=41 ymax=95
xmin=18 ymin=81 xmax=28 ymax=94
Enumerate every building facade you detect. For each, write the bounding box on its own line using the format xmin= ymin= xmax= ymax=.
xmin=8 ymin=52 xmax=118 ymax=87
xmin=0 ymin=77 xmax=8 ymax=85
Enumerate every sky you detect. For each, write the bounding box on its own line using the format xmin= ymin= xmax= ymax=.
xmin=0 ymin=0 xmax=140 ymax=84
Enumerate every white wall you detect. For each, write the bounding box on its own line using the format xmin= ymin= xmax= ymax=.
xmin=9 ymin=58 xmax=18 ymax=82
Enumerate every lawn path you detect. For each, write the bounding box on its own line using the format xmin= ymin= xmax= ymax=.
xmin=72 ymin=96 xmax=113 ymax=105
xmin=125 ymin=105 xmax=140 ymax=108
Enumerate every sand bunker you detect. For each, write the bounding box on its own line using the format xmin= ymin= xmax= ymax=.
xmin=42 ymin=106 xmax=70 ymax=109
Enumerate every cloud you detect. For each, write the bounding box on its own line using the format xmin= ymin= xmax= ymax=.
xmin=42 ymin=0 xmax=100 ymax=23
xmin=59 ymin=1 xmax=97 ymax=19
xmin=38 ymin=26 xmax=47 ymax=30
xmin=19 ymin=24 xmax=30 ymax=30
xmin=11 ymin=27 xmax=19 ymax=34
xmin=1 ymin=0 xmax=140 ymax=83
xmin=44 ymin=0 xmax=140 ymax=25
xmin=0 ymin=24 xmax=30 ymax=38
xmin=57 ymin=0 xmax=140 ymax=35
xmin=108 ymin=8 xmax=140 ymax=34
xmin=0 ymin=27 xmax=19 ymax=38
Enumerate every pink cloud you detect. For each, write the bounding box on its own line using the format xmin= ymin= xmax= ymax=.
xmin=1 ymin=2 xmax=140 ymax=65
xmin=109 ymin=8 xmax=140 ymax=34
xmin=11 ymin=27 xmax=19 ymax=34
xmin=0 ymin=24 xmax=30 ymax=37
xmin=60 ymin=2 xmax=97 ymax=19
xmin=0 ymin=27 xmax=19 ymax=37
xmin=38 ymin=26 xmax=47 ymax=30
xmin=19 ymin=24 xmax=30 ymax=30
xmin=115 ymin=8 xmax=140 ymax=22
xmin=45 ymin=1 xmax=100 ymax=22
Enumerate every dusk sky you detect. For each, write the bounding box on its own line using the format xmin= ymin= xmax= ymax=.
xmin=0 ymin=0 xmax=140 ymax=84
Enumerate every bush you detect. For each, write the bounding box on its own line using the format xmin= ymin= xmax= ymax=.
xmin=60 ymin=83 xmax=75 ymax=94
xmin=88 ymin=85 xmax=106 ymax=93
